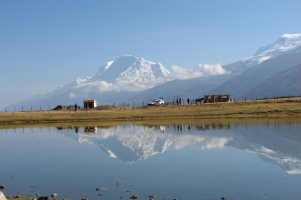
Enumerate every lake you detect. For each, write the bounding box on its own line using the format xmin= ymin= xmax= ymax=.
xmin=1 ymin=122 xmax=301 ymax=200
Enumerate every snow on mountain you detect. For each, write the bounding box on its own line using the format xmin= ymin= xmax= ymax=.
xmin=245 ymin=33 xmax=301 ymax=65
xmin=211 ymin=34 xmax=301 ymax=98
xmin=6 ymin=33 xmax=301 ymax=110
xmin=59 ymin=55 xmax=170 ymax=93
xmin=255 ymin=34 xmax=301 ymax=56
xmin=7 ymin=55 xmax=173 ymax=109
xmin=87 ymin=54 xmax=171 ymax=92
xmin=224 ymin=33 xmax=301 ymax=74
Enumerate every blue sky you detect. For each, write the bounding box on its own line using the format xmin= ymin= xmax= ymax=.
xmin=1 ymin=0 xmax=301 ymax=109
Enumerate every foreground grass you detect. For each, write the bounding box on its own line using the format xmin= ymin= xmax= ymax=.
xmin=1 ymin=97 xmax=301 ymax=127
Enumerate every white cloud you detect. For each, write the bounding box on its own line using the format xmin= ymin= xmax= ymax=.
xmin=196 ymin=63 xmax=230 ymax=76
xmin=96 ymin=81 xmax=117 ymax=92
xmin=89 ymin=78 xmax=167 ymax=93
xmin=170 ymin=64 xmax=230 ymax=80
xmin=170 ymin=65 xmax=203 ymax=80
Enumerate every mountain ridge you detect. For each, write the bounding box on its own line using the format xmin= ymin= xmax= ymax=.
xmin=5 ymin=33 xmax=301 ymax=110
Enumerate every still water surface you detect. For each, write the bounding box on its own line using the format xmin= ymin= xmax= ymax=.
xmin=1 ymin=123 xmax=301 ymax=200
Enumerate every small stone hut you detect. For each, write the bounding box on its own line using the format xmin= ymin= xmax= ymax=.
xmin=204 ymin=94 xmax=231 ymax=103
xmin=83 ymin=99 xmax=97 ymax=109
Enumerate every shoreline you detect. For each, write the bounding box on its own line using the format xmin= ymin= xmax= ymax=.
xmin=1 ymin=98 xmax=301 ymax=127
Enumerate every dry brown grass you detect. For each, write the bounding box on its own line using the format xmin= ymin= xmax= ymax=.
xmin=1 ymin=97 xmax=301 ymax=127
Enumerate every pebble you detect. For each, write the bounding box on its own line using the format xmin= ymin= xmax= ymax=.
xmin=0 ymin=185 xmax=4 ymax=190
xmin=130 ymin=195 xmax=138 ymax=199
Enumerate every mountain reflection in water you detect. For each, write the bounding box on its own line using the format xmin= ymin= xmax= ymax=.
xmin=56 ymin=123 xmax=301 ymax=174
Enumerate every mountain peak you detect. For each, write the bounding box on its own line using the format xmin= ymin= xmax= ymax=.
xmin=255 ymin=33 xmax=301 ymax=57
xmin=93 ymin=55 xmax=170 ymax=83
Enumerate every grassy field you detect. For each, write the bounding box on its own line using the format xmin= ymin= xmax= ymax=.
xmin=1 ymin=97 xmax=301 ymax=127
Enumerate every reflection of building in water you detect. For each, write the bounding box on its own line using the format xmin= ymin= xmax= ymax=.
xmin=146 ymin=125 xmax=166 ymax=133
xmin=171 ymin=124 xmax=231 ymax=132
xmin=84 ymin=127 xmax=98 ymax=134
xmin=56 ymin=126 xmax=80 ymax=133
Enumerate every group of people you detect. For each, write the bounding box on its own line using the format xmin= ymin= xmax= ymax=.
xmin=175 ymin=97 xmax=191 ymax=105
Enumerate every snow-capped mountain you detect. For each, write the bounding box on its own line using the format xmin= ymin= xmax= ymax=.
xmin=92 ymin=54 xmax=170 ymax=83
xmin=224 ymin=33 xmax=301 ymax=74
xmin=6 ymin=33 xmax=301 ymax=110
xmin=10 ymin=55 xmax=172 ymax=109
xmin=210 ymin=34 xmax=301 ymax=99
xmin=125 ymin=33 xmax=301 ymax=103
xmin=254 ymin=34 xmax=301 ymax=61
xmin=74 ymin=55 xmax=171 ymax=93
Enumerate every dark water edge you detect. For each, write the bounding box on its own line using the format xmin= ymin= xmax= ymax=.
xmin=1 ymin=117 xmax=301 ymax=130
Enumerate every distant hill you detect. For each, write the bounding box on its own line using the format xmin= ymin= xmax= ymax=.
xmin=210 ymin=45 xmax=301 ymax=99
xmin=245 ymin=63 xmax=301 ymax=98
xmin=129 ymin=75 xmax=229 ymax=104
